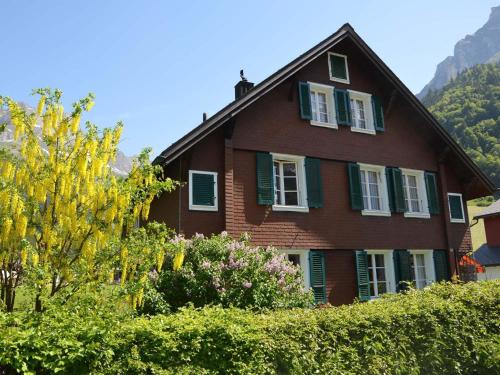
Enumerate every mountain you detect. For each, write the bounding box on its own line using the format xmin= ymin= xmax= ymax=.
xmin=417 ymin=6 xmax=500 ymax=99
xmin=421 ymin=62 xmax=500 ymax=189
xmin=0 ymin=105 xmax=132 ymax=176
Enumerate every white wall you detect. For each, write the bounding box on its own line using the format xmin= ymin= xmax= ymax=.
xmin=477 ymin=266 xmax=500 ymax=281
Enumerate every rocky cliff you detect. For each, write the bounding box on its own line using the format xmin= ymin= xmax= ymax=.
xmin=417 ymin=6 xmax=500 ymax=99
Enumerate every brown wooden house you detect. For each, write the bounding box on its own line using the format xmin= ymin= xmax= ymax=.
xmin=150 ymin=24 xmax=495 ymax=305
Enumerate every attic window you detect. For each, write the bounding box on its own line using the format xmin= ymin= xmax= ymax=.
xmin=328 ymin=52 xmax=350 ymax=84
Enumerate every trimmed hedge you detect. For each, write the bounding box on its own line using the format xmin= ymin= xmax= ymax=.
xmin=0 ymin=281 xmax=499 ymax=374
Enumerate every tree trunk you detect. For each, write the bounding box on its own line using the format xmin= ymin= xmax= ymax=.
xmin=35 ymin=293 xmax=42 ymax=313
xmin=4 ymin=285 xmax=15 ymax=312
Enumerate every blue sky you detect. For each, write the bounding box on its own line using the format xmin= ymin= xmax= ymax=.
xmin=1 ymin=0 xmax=497 ymax=156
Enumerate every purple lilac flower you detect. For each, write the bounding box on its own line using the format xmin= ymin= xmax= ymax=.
xmin=242 ymin=281 xmax=252 ymax=289
xmin=200 ymin=260 xmax=211 ymax=270
xmin=213 ymin=277 xmax=221 ymax=288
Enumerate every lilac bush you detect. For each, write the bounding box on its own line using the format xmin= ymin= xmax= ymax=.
xmin=143 ymin=232 xmax=313 ymax=312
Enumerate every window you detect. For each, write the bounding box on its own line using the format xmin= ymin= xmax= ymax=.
xmin=272 ymin=153 xmax=308 ymax=212
xmin=308 ymin=83 xmax=336 ymax=128
xmin=366 ymin=250 xmax=395 ymax=299
xmin=401 ymin=169 xmax=430 ymax=218
xmin=328 ymin=52 xmax=350 ymax=84
xmin=359 ymin=164 xmax=390 ymax=216
xmin=448 ymin=193 xmax=465 ymax=223
xmin=409 ymin=250 xmax=435 ymax=289
xmin=348 ymin=90 xmax=375 ymax=134
xmin=280 ymin=249 xmax=310 ymax=289
xmin=189 ymin=170 xmax=217 ymax=211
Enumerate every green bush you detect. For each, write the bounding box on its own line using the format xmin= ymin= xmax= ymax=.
xmin=0 ymin=281 xmax=499 ymax=374
xmin=141 ymin=233 xmax=313 ymax=312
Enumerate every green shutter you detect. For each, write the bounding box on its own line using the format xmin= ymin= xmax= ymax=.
xmin=192 ymin=173 xmax=215 ymax=206
xmin=347 ymin=163 xmax=363 ymax=211
xmin=329 ymin=54 xmax=348 ymax=80
xmin=309 ymin=251 xmax=327 ymax=304
xmin=386 ymin=167 xmax=405 ymax=213
xmin=433 ymin=250 xmax=450 ymax=282
xmin=256 ymin=152 xmax=274 ymax=205
xmin=298 ymin=81 xmax=312 ymax=120
xmin=355 ymin=250 xmax=370 ymax=302
xmin=424 ymin=172 xmax=440 ymax=215
xmin=334 ymin=88 xmax=352 ymax=126
xmin=393 ymin=249 xmax=412 ymax=292
xmin=449 ymin=195 xmax=464 ymax=221
xmin=305 ymin=158 xmax=323 ymax=208
xmin=372 ymin=96 xmax=385 ymax=132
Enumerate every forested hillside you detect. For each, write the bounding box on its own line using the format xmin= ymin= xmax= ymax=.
xmin=422 ymin=63 xmax=500 ymax=189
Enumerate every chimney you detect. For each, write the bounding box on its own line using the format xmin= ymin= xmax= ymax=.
xmin=202 ymin=112 xmax=207 ymax=122
xmin=234 ymin=69 xmax=254 ymax=100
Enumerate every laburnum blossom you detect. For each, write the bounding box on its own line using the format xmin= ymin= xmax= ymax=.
xmin=0 ymin=89 xmax=176 ymax=311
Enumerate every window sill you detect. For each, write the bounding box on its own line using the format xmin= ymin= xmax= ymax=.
xmin=189 ymin=205 xmax=218 ymax=212
xmin=404 ymin=212 xmax=431 ymax=219
xmin=272 ymin=205 xmax=309 ymax=213
xmin=362 ymin=210 xmax=391 ymax=217
xmin=450 ymin=218 xmax=466 ymax=224
xmin=351 ymin=127 xmax=376 ymax=135
xmin=329 ymin=76 xmax=350 ymax=84
xmin=369 ymin=293 xmax=394 ymax=301
xmin=310 ymin=120 xmax=338 ymax=129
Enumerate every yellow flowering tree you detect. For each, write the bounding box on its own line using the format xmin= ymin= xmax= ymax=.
xmin=0 ymin=89 xmax=176 ymax=312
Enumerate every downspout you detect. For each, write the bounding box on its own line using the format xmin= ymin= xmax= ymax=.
xmin=438 ymin=161 xmax=458 ymax=278
xmin=178 ymin=157 xmax=182 ymax=233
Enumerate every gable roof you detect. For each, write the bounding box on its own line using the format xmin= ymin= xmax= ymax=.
xmin=153 ymin=23 xmax=495 ymax=196
xmin=472 ymin=243 xmax=500 ymax=267
xmin=474 ymin=200 xmax=500 ymax=219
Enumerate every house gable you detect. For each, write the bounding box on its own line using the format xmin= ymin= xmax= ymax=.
xmin=154 ymin=24 xmax=494 ymax=200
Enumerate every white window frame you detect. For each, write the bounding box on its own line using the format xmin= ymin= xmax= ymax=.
xmin=448 ymin=193 xmax=466 ymax=223
xmin=409 ymin=250 xmax=435 ymax=288
xmin=366 ymin=250 xmax=396 ymax=299
xmin=279 ymin=249 xmax=310 ymax=290
xmin=271 ymin=153 xmax=309 ymax=213
xmin=401 ymin=168 xmax=430 ymax=219
xmin=348 ymin=90 xmax=375 ymax=135
xmin=328 ymin=52 xmax=350 ymax=84
xmin=308 ymin=82 xmax=337 ymax=129
xmin=188 ymin=170 xmax=218 ymax=212
xmin=359 ymin=163 xmax=391 ymax=217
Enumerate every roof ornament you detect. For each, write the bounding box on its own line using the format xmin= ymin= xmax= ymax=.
xmin=240 ymin=69 xmax=247 ymax=82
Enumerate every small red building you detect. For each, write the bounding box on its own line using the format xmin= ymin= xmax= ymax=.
xmin=472 ymin=200 xmax=500 ymax=280
xmin=150 ymin=24 xmax=495 ymax=305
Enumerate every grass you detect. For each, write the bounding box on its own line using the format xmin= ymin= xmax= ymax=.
xmin=467 ymin=204 xmax=486 ymax=250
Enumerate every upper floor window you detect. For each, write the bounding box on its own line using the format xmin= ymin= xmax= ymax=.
xmin=409 ymin=250 xmax=435 ymax=289
xmin=328 ymin=52 xmax=350 ymax=84
xmin=448 ymin=193 xmax=465 ymax=223
xmin=272 ymin=153 xmax=308 ymax=212
xmin=309 ymin=83 xmax=336 ymax=128
xmin=359 ymin=164 xmax=390 ymax=216
xmin=401 ymin=169 xmax=430 ymax=219
xmin=348 ymin=90 xmax=375 ymax=134
xmin=189 ymin=170 xmax=218 ymax=211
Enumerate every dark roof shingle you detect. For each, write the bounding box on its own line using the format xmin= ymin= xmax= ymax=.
xmin=472 ymin=243 xmax=500 ymax=266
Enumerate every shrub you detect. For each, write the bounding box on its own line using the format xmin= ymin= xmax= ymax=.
xmin=142 ymin=233 xmax=313 ymax=312
xmin=0 ymin=281 xmax=498 ymax=374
